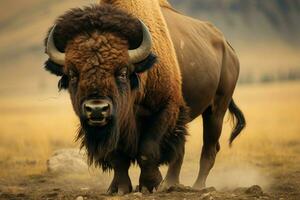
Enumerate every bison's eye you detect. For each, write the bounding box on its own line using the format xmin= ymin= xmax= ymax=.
xmin=116 ymin=68 xmax=128 ymax=81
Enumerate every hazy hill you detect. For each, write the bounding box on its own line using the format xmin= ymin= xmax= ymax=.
xmin=169 ymin=0 xmax=300 ymax=80
xmin=0 ymin=0 xmax=299 ymax=94
xmin=169 ymin=0 xmax=300 ymax=46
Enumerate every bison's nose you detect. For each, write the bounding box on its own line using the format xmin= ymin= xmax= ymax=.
xmin=82 ymin=99 xmax=112 ymax=126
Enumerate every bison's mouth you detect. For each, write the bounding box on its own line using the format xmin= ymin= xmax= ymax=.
xmin=88 ymin=116 xmax=109 ymax=127
xmin=81 ymin=115 xmax=115 ymax=134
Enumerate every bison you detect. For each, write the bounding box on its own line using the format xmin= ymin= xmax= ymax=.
xmin=44 ymin=1 xmax=245 ymax=194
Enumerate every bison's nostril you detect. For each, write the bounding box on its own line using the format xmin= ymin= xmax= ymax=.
xmin=84 ymin=105 xmax=93 ymax=113
xmin=102 ymin=105 xmax=109 ymax=112
xmin=82 ymin=99 xmax=112 ymax=119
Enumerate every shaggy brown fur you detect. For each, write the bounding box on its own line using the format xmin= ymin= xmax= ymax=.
xmin=44 ymin=4 xmax=189 ymax=177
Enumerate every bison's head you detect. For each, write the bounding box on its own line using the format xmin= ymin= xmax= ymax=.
xmin=44 ymin=5 xmax=157 ymax=165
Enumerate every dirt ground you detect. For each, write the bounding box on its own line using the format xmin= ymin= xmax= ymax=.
xmin=0 ymin=175 xmax=285 ymax=200
xmin=0 ymin=166 xmax=299 ymax=200
xmin=0 ymin=82 xmax=300 ymax=200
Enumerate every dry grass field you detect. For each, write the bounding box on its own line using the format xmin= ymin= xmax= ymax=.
xmin=0 ymin=1 xmax=299 ymax=199
xmin=0 ymin=81 xmax=299 ymax=199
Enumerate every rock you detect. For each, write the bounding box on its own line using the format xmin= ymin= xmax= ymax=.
xmin=245 ymin=185 xmax=264 ymax=197
xmin=47 ymin=148 xmax=88 ymax=174
xmin=233 ymin=187 xmax=247 ymax=194
xmin=166 ymin=184 xmax=198 ymax=193
xmin=76 ymin=196 xmax=84 ymax=200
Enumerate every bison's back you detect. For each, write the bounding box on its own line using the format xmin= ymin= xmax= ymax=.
xmin=162 ymin=7 xmax=239 ymax=120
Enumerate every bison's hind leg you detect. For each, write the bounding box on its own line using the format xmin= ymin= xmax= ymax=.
xmin=193 ymin=95 xmax=231 ymax=189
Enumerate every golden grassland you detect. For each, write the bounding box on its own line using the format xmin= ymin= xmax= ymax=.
xmin=0 ymin=81 xmax=299 ymax=189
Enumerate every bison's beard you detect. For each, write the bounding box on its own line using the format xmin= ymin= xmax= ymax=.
xmin=76 ymin=116 xmax=120 ymax=169
xmin=76 ymin=96 xmax=139 ymax=171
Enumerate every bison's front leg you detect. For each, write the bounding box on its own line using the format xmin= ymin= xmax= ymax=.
xmin=137 ymin=103 xmax=180 ymax=192
xmin=107 ymin=154 xmax=132 ymax=195
xmin=138 ymin=141 xmax=163 ymax=192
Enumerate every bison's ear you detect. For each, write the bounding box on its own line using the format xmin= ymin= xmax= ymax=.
xmin=58 ymin=75 xmax=69 ymax=91
xmin=130 ymin=53 xmax=157 ymax=90
xmin=44 ymin=59 xmax=64 ymax=76
xmin=130 ymin=72 xmax=140 ymax=90
xmin=134 ymin=53 xmax=157 ymax=73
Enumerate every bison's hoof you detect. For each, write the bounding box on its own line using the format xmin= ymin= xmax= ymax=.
xmin=192 ymin=181 xmax=206 ymax=190
xmin=139 ymin=171 xmax=162 ymax=193
xmin=158 ymin=179 xmax=178 ymax=192
xmin=107 ymin=181 xmax=132 ymax=195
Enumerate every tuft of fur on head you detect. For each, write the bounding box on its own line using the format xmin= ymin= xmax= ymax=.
xmin=44 ymin=4 xmax=143 ymax=61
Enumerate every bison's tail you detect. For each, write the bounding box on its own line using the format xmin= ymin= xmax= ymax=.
xmin=228 ymin=99 xmax=246 ymax=146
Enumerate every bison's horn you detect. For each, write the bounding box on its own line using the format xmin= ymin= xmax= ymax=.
xmin=128 ymin=20 xmax=153 ymax=64
xmin=46 ymin=25 xmax=65 ymax=66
